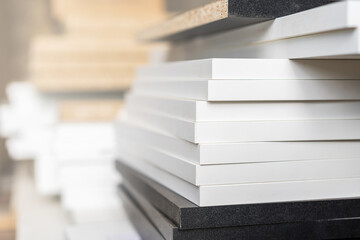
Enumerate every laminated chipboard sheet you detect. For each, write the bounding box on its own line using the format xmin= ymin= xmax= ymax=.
xmin=116 ymin=156 xmax=360 ymax=207
xmin=136 ymin=59 xmax=360 ymax=81
xmin=121 ymin=190 xmax=165 ymax=240
xmin=133 ymin=79 xmax=360 ymax=101
xmin=121 ymin=184 xmax=360 ymax=240
xmin=118 ymin=137 xmax=360 ymax=186
xmin=120 ymin=185 xmax=316 ymax=240
xmin=116 ymin=120 xmax=360 ymax=165
xmin=126 ymin=108 xmax=360 ymax=143
xmin=139 ymin=0 xmax=336 ymax=41
xmin=165 ymin=1 xmax=360 ymax=60
xmin=117 ymin=161 xmax=360 ymax=230
xmin=126 ymin=93 xmax=360 ymax=122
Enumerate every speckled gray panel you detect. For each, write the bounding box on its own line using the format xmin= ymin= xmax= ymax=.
xmin=116 ymin=160 xmax=360 ymax=230
xmin=120 ymin=184 xmax=360 ymax=240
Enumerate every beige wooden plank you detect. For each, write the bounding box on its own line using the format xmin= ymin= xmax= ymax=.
xmin=30 ymin=63 xmax=135 ymax=92
xmin=139 ymin=0 xmax=228 ymax=41
xmin=0 ymin=211 xmax=16 ymax=232
xmin=32 ymin=77 xmax=132 ymax=92
xmin=30 ymin=36 xmax=152 ymax=64
xmin=31 ymin=72 xmax=134 ymax=92
xmin=31 ymin=50 xmax=149 ymax=65
xmin=52 ymin=0 xmax=165 ymax=19
xmin=63 ymin=16 xmax=166 ymax=36
xmin=30 ymin=36 xmax=158 ymax=60
xmin=31 ymin=36 xmax=149 ymax=52
xmin=59 ymin=100 xmax=124 ymax=122
xmin=139 ymin=0 xmax=337 ymax=41
xmin=30 ymin=62 xmax=138 ymax=74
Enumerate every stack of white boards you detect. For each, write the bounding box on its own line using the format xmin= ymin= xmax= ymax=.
xmin=0 ymin=81 xmax=123 ymax=223
xmin=0 ymin=82 xmax=58 ymax=161
xmin=116 ymin=58 xmax=360 ymax=239
xmin=118 ymin=58 xmax=360 ymax=206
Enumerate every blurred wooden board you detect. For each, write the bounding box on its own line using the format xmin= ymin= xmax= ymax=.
xmin=63 ymin=17 xmax=166 ymax=36
xmin=0 ymin=232 xmax=15 ymax=240
xmin=30 ymin=36 xmax=153 ymax=64
xmin=59 ymin=100 xmax=124 ymax=122
xmin=0 ymin=211 xmax=16 ymax=233
xmin=31 ymin=48 xmax=149 ymax=65
xmin=52 ymin=0 xmax=165 ymax=19
xmin=31 ymin=36 xmax=151 ymax=52
xmin=31 ymin=50 xmax=149 ymax=64
xmin=31 ymin=62 xmax=137 ymax=78
xmin=31 ymin=77 xmax=132 ymax=92
xmin=139 ymin=0 xmax=336 ymax=41
xmin=30 ymin=63 xmax=135 ymax=92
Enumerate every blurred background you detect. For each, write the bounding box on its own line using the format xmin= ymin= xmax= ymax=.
xmin=0 ymin=0 xmax=187 ymax=239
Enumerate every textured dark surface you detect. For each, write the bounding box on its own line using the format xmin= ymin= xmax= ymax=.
xmin=149 ymin=0 xmax=336 ymax=41
xmin=319 ymin=218 xmax=360 ymax=240
xmin=120 ymin=184 xmax=360 ymax=240
xmin=119 ymin=185 xmax=316 ymax=240
xmin=228 ymin=0 xmax=337 ymax=18
xmin=120 ymin=187 xmax=165 ymax=240
xmin=116 ymin=160 xmax=360 ymax=230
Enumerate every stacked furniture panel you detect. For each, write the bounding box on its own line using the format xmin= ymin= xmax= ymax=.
xmin=116 ymin=0 xmax=360 ymax=239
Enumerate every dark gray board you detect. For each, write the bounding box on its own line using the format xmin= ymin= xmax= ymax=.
xmin=121 ymin=187 xmax=165 ymax=240
xmin=119 ymin=185 xmax=315 ymax=240
xmin=144 ymin=0 xmax=337 ymax=41
xmin=227 ymin=0 xmax=336 ymax=18
xmin=319 ymin=218 xmax=360 ymax=240
xmin=116 ymin=160 xmax=360 ymax=230
xmin=120 ymin=184 xmax=360 ymax=240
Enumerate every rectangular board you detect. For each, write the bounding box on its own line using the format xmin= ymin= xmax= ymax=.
xmin=59 ymin=100 xmax=123 ymax=122
xmin=120 ymin=191 xmax=165 ymax=240
xmin=116 ymin=160 xmax=360 ymax=230
xmin=136 ymin=58 xmax=360 ymax=81
xmin=133 ymin=79 xmax=360 ymax=101
xmin=126 ymin=93 xmax=360 ymax=122
xmin=116 ymin=120 xmax=360 ymax=165
xmin=52 ymin=0 xmax=165 ymax=19
xmin=126 ymin=108 xmax=360 ymax=143
xmin=166 ymin=1 xmax=360 ymax=60
xmin=120 ymin=184 xmax=360 ymax=240
xmin=30 ymin=36 xmax=151 ymax=64
xmin=139 ymin=0 xmax=336 ymax=41
xmin=116 ymin=156 xmax=360 ymax=207
xmin=120 ymin=185 xmax=314 ymax=240
xmin=118 ymin=137 xmax=360 ymax=186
